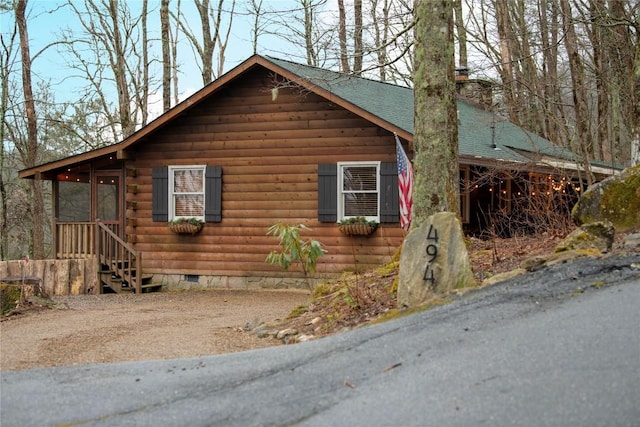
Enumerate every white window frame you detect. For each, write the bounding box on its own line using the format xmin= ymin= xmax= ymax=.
xmin=168 ymin=165 xmax=206 ymax=221
xmin=337 ymin=161 xmax=381 ymax=222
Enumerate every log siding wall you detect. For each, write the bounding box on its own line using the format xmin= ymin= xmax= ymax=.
xmin=127 ymin=68 xmax=405 ymax=282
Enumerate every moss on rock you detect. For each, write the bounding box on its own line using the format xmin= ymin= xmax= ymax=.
xmin=572 ymin=165 xmax=640 ymax=231
xmin=0 ymin=284 xmax=22 ymax=316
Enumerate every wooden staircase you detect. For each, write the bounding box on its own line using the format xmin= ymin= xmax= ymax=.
xmin=99 ymin=262 xmax=159 ymax=293
xmin=97 ymin=221 xmax=161 ymax=294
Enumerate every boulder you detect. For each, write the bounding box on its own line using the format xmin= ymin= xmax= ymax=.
xmin=555 ymin=221 xmax=615 ymax=253
xmin=624 ymin=233 xmax=640 ymax=250
xmin=398 ymin=212 xmax=476 ymax=308
xmin=521 ymin=249 xmax=600 ymax=272
xmin=572 ymin=164 xmax=640 ymax=231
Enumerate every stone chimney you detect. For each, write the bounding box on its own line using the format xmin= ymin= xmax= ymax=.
xmin=455 ymin=68 xmax=494 ymax=110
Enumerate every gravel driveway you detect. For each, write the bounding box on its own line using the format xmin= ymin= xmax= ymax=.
xmin=0 ymin=289 xmax=310 ymax=371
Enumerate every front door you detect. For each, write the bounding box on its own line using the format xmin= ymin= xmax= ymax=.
xmin=94 ymin=171 xmax=123 ymax=237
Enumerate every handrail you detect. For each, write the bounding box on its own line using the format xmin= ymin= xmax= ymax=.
xmin=96 ymin=221 xmax=141 ymax=293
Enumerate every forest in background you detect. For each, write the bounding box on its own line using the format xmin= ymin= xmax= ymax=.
xmin=1 ymin=0 xmax=638 ymax=260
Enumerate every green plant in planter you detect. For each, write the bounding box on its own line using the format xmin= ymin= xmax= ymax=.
xmin=338 ymin=216 xmax=378 ymax=236
xmin=169 ymin=217 xmax=204 ymax=226
xmin=339 ymin=216 xmax=378 ymax=227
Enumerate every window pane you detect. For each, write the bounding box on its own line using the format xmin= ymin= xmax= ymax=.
xmin=343 ymin=167 xmax=377 ymax=191
xmin=175 ymin=195 xmax=204 ymax=216
xmin=344 ymin=193 xmax=377 ymax=216
xmin=174 ymin=169 xmax=203 ymax=192
xmin=97 ymin=177 xmax=119 ymax=221
xmin=58 ymin=181 xmax=90 ymax=221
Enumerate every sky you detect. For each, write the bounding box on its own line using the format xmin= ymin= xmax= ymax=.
xmin=2 ymin=0 xmax=335 ymax=119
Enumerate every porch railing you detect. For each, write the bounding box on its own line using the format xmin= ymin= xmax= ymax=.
xmin=96 ymin=221 xmax=141 ymax=294
xmin=56 ymin=222 xmax=95 ymax=259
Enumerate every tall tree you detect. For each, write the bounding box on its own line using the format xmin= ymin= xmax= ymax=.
xmin=161 ymin=0 xmax=172 ymax=111
xmin=412 ymin=0 xmax=459 ymax=228
xmin=15 ymin=0 xmax=45 ymax=259
xmin=370 ymin=0 xmax=390 ymax=80
xmin=453 ymin=0 xmax=467 ymax=69
xmin=560 ymin=0 xmax=595 ymax=184
xmin=338 ymin=0 xmax=349 ymax=72
xmin=353 ymin=0 xmax=363 ymax=73
xmin=178 ymin=0 xmax=235 ymax=85
xmin=65 ymin=0 xmax=152 ymax=140
xmin=0 ymin=13 xmax=15 ymax=260
xmin=336 ymin=0 xmax=363 ymax=74
xmin=246 ymin=0 xmax=265 ymax=54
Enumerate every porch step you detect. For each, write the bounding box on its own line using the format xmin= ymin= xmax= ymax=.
xmin=99 ymin=271 xmax=160 ymax=294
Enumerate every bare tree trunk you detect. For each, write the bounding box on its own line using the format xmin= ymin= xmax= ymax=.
xmin=495 ymin=0 xmax=518 ymax=122
xmin=180 ymin=0 xmax=228 ymax=84
xmin=338 ymin=0 xmax=350 ymax=73
xmin=353 ymin=0 xmax=363 ymax=74
xmin=560 ymin=0 xmax=594 ymax=184
xmin=171 ymin=0 xmax=181 ymax=106
xmin=247 ymin=0 xmax=264 ymax=54
xmin=539 ymin=0 xmax=564 ymax=145
xmin=412 ymin=0 xmax=460 ymax=228
xmin=608 ymin=0 xmax=637 ymax=166
xmin=107 ymin=0 xmax=135 ymax=137
xmin=453 ymin=0 xmax=467 ymax=69
xmin=0 ymin=28 xmax=13 ymax=260
xmin=514 ymin=0 xmax=543 ymax=134
xmin=140 ymin=0 xmax=149 ymax=124
xmin=16 ymin=0 xmax=45 ymax=259
xmin=370 ymin=0 xmax=390 ymax=80
xmin=590 ymin=0 xmax=609 ymax=162
xmin=216 ymin=0 xmax=235 ymax=77
xmin=195 ymin=0 xmax=214 ymax=84
xmin=302 ymin=0 xmax=318 ymax=66
xmin=161 ymin=0 xmax=172 ymax=111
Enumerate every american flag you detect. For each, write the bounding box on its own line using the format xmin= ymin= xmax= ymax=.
xmin=395 ymin=134 xmax=413 ymax=230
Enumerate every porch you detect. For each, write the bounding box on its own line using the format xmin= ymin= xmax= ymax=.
xmin=55 ymin=221 xmax=158 ymax=294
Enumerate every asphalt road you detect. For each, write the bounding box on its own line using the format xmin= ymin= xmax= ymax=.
xmin=2 ymin=254 xmax=639 ymax=427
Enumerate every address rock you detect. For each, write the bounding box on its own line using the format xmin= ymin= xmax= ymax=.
xmin=397 ymin=212 xmax=476 ymax=308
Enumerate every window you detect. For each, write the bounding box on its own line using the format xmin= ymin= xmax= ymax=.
xmin=152 ymin=165 xmax=222 ymax=223
xmin=169 ymin=166 xmax=206 ymax=220
xmin=338 ymin=162 xmax=380 ymax=221
xmin=317 ymin=163 xmax=397 ymax=224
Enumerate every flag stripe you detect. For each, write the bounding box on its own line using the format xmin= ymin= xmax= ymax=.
xmin=395 ymin=134 xmax=413 ymax=230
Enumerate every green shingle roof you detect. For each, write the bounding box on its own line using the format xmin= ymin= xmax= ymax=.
xmin=267 ymin=56 xmax=577 ymax=166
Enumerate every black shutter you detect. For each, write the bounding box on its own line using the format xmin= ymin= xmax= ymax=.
xmin=317 ymin=163 xmax=337 ymax=222
xmin=380 ymin=162 xmax=399 ymax=223
xmin=152 ymin=166 xmax=168 ymax=222
xmin=205 ymin=165 xmax=222 ymax=222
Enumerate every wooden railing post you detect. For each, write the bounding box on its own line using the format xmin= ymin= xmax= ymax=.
xmin=96 ymin=221 xmax=141 ymax=293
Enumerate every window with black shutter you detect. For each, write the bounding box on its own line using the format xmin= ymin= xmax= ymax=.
xmin=152 ymin=165 xmax=222 ymax=222
xmin=317 ymin=162 xmax=399 ymax=224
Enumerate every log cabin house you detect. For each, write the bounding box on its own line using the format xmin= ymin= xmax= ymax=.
xmin=19 ymin=55 xmax=617 ymax=293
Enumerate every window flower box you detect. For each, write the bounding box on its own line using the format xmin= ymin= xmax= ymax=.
xmin=168 ymin=218 xmax=204 ymax=235
xmin=338 ymin=217 xmax=378 ymax=236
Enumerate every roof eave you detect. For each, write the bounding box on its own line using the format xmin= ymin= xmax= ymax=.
xmin=20 ymin=55 xmax=269 ymax=179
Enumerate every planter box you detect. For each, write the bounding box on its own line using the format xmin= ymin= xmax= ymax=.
xmin=169 ymin=223 xmax=203 ymax=235
xmin=339 ymin=223 xmax=377 ymax=236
